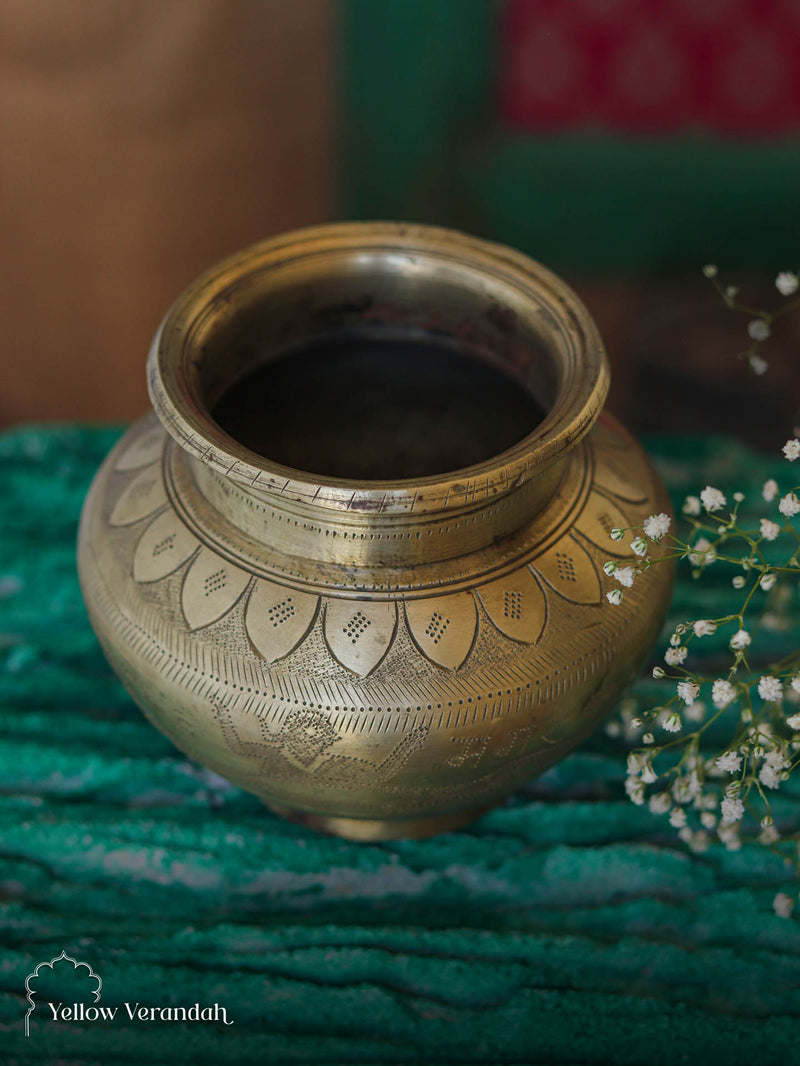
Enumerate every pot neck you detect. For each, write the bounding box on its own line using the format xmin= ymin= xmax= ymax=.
xmin=182 ymin=449 xmax=569 ymax=569
xmin=149 ymin=223 xmax=610 ymax=571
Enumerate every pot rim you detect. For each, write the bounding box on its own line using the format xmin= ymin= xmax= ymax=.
xmin=147 ymin=221 xmax=609 ymax=518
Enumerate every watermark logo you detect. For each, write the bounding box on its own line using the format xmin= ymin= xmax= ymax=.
xmin=25 ymin=951 xmax=102 ymax=1037
xmin=24 ymin=950 xmax=233 ymax=1035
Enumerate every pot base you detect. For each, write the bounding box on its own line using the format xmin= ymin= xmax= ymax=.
xmin=264 ymin=801 xmax=497 ymax=841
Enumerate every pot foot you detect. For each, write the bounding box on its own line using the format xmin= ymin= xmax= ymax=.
xmin=264 ymin=801 xmax=496 ymax=841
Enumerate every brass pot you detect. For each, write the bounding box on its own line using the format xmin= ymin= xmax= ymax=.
xmin=78 ymin=222 xmax=673 ymax=840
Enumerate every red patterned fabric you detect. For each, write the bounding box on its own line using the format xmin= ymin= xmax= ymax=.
xmin=500 ymin=0 xmax=800 ymax=136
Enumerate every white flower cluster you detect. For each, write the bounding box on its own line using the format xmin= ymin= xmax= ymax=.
xmin=605 ymin=415 xmax=800 ymax=897
xmin=700 ymin=486 xmax=727 ymax=513
xmin=776 ymin=271 xmax=799 ymax=296
xmin=603 ymin=513 xmax=671 ymax=606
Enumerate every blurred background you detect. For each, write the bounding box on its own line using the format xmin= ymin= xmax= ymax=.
xmin=1 ymin=0 xmax=799 ymax=446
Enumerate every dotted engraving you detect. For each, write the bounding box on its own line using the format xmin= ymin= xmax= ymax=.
xmin=424 ymin=611 xmax=450 ymax=645
xmin=268 ymin=596 xmax=296 ymax=628
xmin=343 ymin=610 xmax=372 ymax=645
xmin=203 ymin=569 xmax=228 ymax=597
xmin=597 ymin=512 xmax=615 ymax=534
xmin=556 ymin=552 xmax=577 ymax=583
xmin=152 ymin=533 xmax=176 ymax=558
xmin=503 ymin=589 xmax=523 ymax=620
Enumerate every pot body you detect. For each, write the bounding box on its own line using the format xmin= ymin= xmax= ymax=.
xmin=77 ymin=224 xmax=673 ymax=839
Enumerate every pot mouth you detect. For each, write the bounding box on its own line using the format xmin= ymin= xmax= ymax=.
xmin=148 ymin=222 xmax=609 ymax=517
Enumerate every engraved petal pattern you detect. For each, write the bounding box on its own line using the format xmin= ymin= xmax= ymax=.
xmin=245 ymin=579 xmax=320 ymax=663
xmin=133 ymin=509 xmax=200 ymax=583
xmin=115 ymin=422 xmax=166 ymax=471
xmin=477 ymin=567 xmax=546 ymax=644
xmin=109 ymin=465 xmax=168 ymax=526
xmin=405 ymin=593 xmax=477 ymax=670
xmin=324 ymin=600 xmax=397 ymax=677
xmin=533 ymin=534 xmax=602 ymax=605
xmin=574 ymin=492 xmax=633 ymax=557
xmin=181 ymin=547 xmax=251 ymax=631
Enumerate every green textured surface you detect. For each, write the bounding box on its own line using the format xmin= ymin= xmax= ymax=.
xmin=1 ymin=425 xmax=799 ymax=1064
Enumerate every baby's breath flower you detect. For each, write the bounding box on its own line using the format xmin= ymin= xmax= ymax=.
xmin=683 ymin=495 xmax=701 ymax=516
xmin=662 ymin=711 xmax=683 ymax=733
xmin=730 ymin=629 xmax=751 ymax=651
xmin=721 ymin=794 xmax=745 ymax=824
xmin=609 ymin=527 xmax=625 ymax=541
xmin=784 ymin=439 xmax=800 ymax=461
xmin=603 ymin=561 xmax=617 ymax=576
xmin=677 ymin=681 xmax=699 ymax=705
xmin=682 ymin=828 xmax=711 ymax=853
xmin=758 ymin=675 xmax=783 ymax=702
xmin=760 ymin=572 xmax=777 ymax=591
xmin=613 ymin=566 xmax=635 ymax=588
xmin=630 ymin=537 xmax=648 ymax=557
xmin=606 ymin=588 xmax=623 ymax=605
xmin=702 ymin=264 xmax=718 ymax=278
xmin=759 ymin=763 xmax=782 ymax=789
xmin=716 ymin=751 xmax=742 ymax=773
xmin=765 ymin=747 xmax=788 ymax=770
xmin=665 ymin=646 xmax=687 ymax=666
xmin=792 ymin=676 xmax=800 ymax=693
xmin=649 ymin=791 xmax=671 ymax=814
xmin=700 ymin=486 xmax=727 ymax=513
xmin=700 ymin=811 xmax=717 ymax=830
xmin=642 ymin=732 xmax=655 ymax=744
xmin=669 ymin=807 xmax=687 ymax=827
xmin=625 ymin=776 xmax=645 ymax=805
xmin=643 ymin=513 xmax=671 ymax=540
xmin=684 ymin=700 xmax=707 ymax=723
xmin=748 ymin=318 xmax=770 ymax=341
xmin=669 ymin=633 xmax=681 ymax=647
xmin=786 ymin=713 xmax=800 ymax=730
xmin=627 ymin=752 xmax=645 ymax=775
xmin=725 ymin=285 xmax=739 ymax=300
xmin=693 ymin=619 xmax=717 ymax=637
xmin=712 ymin=679 xmax=737 ymax=708
xmin=641 ymin=762 xmax=658 ymax=784
xmin=763 ymin=478 xmax=779 ymax=502
xmin=760 ymin=518 xmax=781 ymax=541
xmin=688 ymin=538 xmax=716 ymax=568
xmin=773 ymin=892 xmax=795 ymax=919
xmin=760 ymin=824 xmax=780 ymax=843
xmin=734 ymin=492 xmax=745 ymax=502
xmin=732 ymin=575 xmax=746 ymax=589
xmin=652 ymin=666 xmax=666 ymax=678
xmin=779 ymin=492 xmax=800 ymax=518
xmin=776 ymin=271 xmax=799 ymax=295
xmin=729 ymin=626 xmax=755 ymax=652
xmin=750 ymin=355 xmax=769 ymax=375
xmin=718 ymin=824 xmax=742 ymax=850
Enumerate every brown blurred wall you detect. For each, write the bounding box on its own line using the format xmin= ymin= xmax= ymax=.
xmin=0 ymin=0 xmax=335 ymax=424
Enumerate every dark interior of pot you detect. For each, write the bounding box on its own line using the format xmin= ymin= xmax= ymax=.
xmin=190 ymin=244 xmax=565 ymax=481
xmin=212 ymin=328 xmax=546 ymax=480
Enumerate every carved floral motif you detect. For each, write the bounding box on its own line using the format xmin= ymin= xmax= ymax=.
xmin=111 ymin=428 xmax=635 ymax=677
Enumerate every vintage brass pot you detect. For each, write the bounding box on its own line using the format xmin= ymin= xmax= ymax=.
xmin=78 ymin=222 xmax=673 ymax=840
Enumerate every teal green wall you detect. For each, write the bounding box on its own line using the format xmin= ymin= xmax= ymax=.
xmin=340 ymin=0 xmax=800 ymax=275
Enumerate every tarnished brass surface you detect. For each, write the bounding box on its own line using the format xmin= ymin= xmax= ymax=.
xmin=77 ymin=223 xmax=674 ymax=839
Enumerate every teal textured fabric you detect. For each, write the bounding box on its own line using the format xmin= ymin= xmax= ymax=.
xmin=1 ymin=426 xmax=799 ymax=1065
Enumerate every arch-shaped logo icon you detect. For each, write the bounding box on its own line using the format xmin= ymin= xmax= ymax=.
xmin=25 ymin=951 xmax=102 ymax=1037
